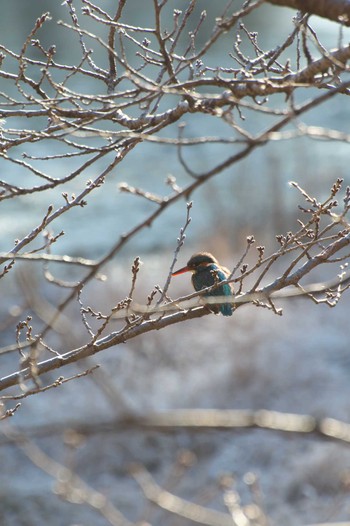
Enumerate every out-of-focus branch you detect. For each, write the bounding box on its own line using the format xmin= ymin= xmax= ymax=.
xmin=1 ymin=408 xmax=350 ymax=525
xmin=1 ymin=423 xmax=134 ymax=526
xmin=267 ymin=0 xmax=350 ymax=26
xmin=0 ymin=253 xmax=97 ymax=266
xmin=131 ymin=464 xmax=234 ymax=526
xmin=2 ymin=408 xmax=350 ymax=446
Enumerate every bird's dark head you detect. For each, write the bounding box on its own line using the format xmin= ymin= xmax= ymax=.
xmin=172 ymin=252 xmax=218 ymax=276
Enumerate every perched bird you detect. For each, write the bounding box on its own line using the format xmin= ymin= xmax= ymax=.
xmin=172 ymin=252 xmax=234 ymax=316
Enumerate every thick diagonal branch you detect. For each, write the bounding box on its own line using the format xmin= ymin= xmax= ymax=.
xmin=267 ymin=0 xmax=350 ymax=26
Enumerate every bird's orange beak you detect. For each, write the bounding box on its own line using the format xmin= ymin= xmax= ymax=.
xmin=172 ymin=265 xmax=190 ymax=276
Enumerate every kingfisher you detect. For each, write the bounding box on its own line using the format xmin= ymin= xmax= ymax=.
xmin=172 ymin=252 xmax=234 ymax=316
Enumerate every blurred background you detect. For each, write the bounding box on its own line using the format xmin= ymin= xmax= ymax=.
xmin=1 ymin=1 xmax=350 ymax=525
